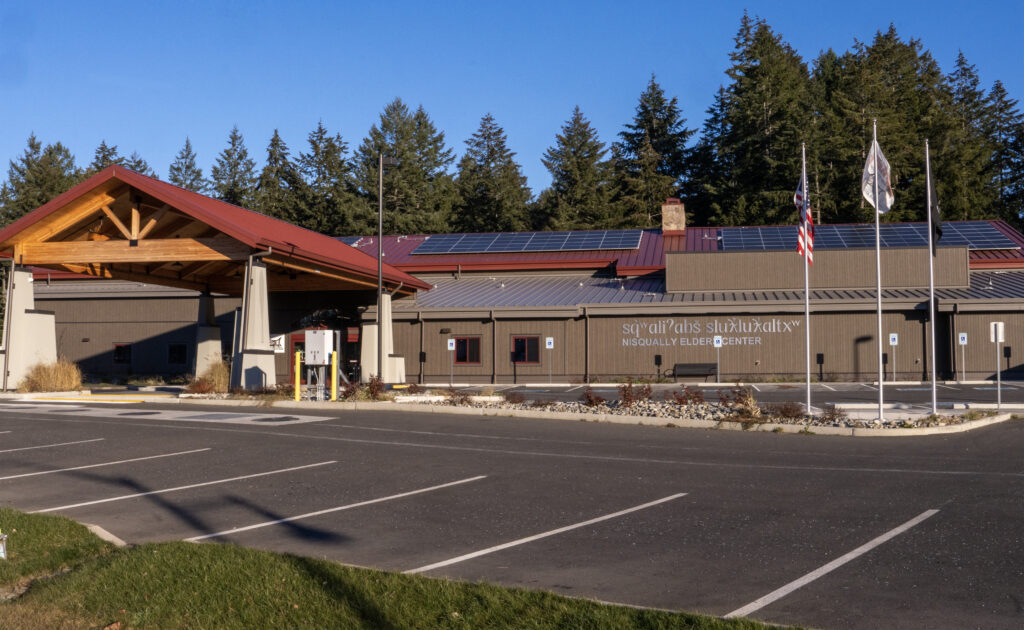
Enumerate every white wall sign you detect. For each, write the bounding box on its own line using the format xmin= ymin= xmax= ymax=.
xmin=713 ymin=335 xmax=723 ymax=348
xmin=889 ymin=333 xmax=898 ymax=346
xmin=447 ymin=338 xmax=456 ymax=351
xmin=990 ymin=322 xmax=1005 ymax=343
xmin=270 ymin=335 xmax=285 ymax=354
xmin=958 ymin=332 xmax=968 ymax=346
xmin=545 ymin=336 xmax=554 ymax=349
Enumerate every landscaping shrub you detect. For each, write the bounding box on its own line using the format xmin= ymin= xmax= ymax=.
xmin=718 ymin=386 xmax=761 ymax=418
xmin=618 ymin=380 xmax=652 ymax=408
xmin=187 ymin=360 xmax=229 ymax=393
xmin=366 ymin=375 xmax=385 ymax=400
xmin=504 ymin=391 xmax=525 ymax=404
xmin=667 ymin=386 xmax=704 ymax=405
xmin=17 ymin=357 xmax=82 ymax=392
xmin=818 ymin=404 xmax=849 ymax=424
xmin=767 ymin=401 xmax=807 ymax=421
xmin=581 ymin=386 xmax=605 ymax=407
xmin=446 ymin=386 xmax=470 ymax=405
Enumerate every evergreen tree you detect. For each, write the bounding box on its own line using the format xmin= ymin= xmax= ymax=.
xmin=987 ymin=80 xmax=1024 ymax=227
xmin=538 ymin=106 xmax=612 ymax=229
xmin=254 ymin=130 xmax=300 ymax=220
xmin=354 ymin=98 xmax=458 ymax=234
xmin=89 ymin=140 xmax=122 ymax=173
xmin=707 ymin=16 xmax=814 ymax=225
xmin=941 ymin=51 xmax=994 ymax=220
xmin=0 ymin=134 xmax=81 ymax=225
xmin=453 ymin=114 xmax=531 ymax=233
xmin=612 ymin=75 xmax=693 ymax=227
xmin=294 ymin=121 xmax=367 ymax=235
xmin=168 ymin=137 xmax=207 ymax=192
xmin=210 ymin=125 xmax=257 ymax=207
xmin=124 ymin=151 xmax=153 ymax=176
xmin=683 ymin=86 xmax=735 ymax=225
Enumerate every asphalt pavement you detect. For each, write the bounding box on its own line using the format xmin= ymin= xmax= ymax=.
xmin=1 ymin=400 xmax=1022 ymax=629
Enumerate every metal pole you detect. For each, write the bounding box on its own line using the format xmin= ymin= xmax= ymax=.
xmin=925 ymin=140 xmax=938 ymax=415
xmin=997 ymin=339 xmax=1002 ymax=411
xmin=802 ymin=143 xmax=812 ymax=416
xmin=961 ymin=343 xmax=966 ymax=382
xmin=716 ymin=346 xmax=720 ymax=384
xmin=873 ymin=120 xmax=885 ymax=422
xmin=377 ymin=153 xmax=383 ymax=382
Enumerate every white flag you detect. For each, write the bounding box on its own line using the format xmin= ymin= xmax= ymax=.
xmin=862 ymin=138 xmax=894 ymax=214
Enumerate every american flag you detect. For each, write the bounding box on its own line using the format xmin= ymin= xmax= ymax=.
xmin=794 ymin=168 xmax=813 ymax=265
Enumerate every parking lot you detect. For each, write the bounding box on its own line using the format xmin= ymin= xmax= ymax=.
xmin=1 ymin=401 xmax=1022 ymax=629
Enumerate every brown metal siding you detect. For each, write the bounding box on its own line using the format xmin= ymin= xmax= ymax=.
xmin=949 ymin=312 xmax=1024 ymax=380
xmin=667 ymin=247 xmax=969 ymax=292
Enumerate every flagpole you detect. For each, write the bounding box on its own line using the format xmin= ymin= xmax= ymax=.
xmin=802 ymin=143 xmax=812 ymax=415
xmin=873 ymin=120 xmax=885 ymax=422
xmin=925 ymin=139 xmax=938 ymax=416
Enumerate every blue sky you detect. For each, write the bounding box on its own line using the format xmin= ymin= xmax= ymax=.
xmin=2 ymin=0 xmax=1021 ymax=194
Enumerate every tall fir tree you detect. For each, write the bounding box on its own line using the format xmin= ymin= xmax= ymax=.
xmin=294 ymin=121 xmax=367 ymax=235
xmin=89 ymin=140 xmax=122 ymax=173
xmin=941 ymin=51 xmax=995 ymax=220
xmin=168 ymin=137 xmax=207 ymax=192
xmin=987 ymin=80 xmax=1024 ymax=227
xmin=254 ymin=130 xmax=303 ymax=221
xmin=612 ymin=75 xmax=693 ymax=227
xmin=0 ymin=134 xmax=81 ymax=225
xmin=538 ymin=106 xmax=612 ymax=229
xmin=124 ymin=151 xmax=153 ymax=176
xmin=210 ymin=125 xmax=257 ymax=208
xmin=453 ymin=114 xmax=531 ymax=233
xmin=354 ymin=98 xmax=458 ymax=235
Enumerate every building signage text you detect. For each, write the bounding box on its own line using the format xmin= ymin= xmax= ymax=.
xmin=620 ymin=317 xmax=802 ymax=347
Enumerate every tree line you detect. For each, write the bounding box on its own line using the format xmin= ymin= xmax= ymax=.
xmin=2 ymin=14 xmax=1022 ymax=236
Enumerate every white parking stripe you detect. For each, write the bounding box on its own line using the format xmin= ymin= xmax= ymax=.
xmin=405 ymin=493 xmax=687 ymax=575
xmin=0 ymin=438 xmax=104 ymax=454
xmin=0 ymin=448 xmax=211 ymax=481
xmin=32 ymin=461 xmax=337 ymax=513
xmin=750 ymin=384 xmax=761 ymax=392
xmin=725 ymin=509 xmax=939 ymax=619
xmin=0 ymin=431 xmax=11 ymax=434
xmin=820 ymin=384 xmax=836 ymax=391
xmin=186 ymin=475 xmax=488 ymax=542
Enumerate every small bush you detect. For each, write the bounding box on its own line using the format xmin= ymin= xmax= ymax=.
xmin=187 ymin=360 xmax=229 ymax=393
xmin=446 ymin=387 xmax=470 ymax=405
xmin=340 ymin=381 xmax=360 ymax=400
xmin=407 ymin=383 xmax=426 ymax=394
xmin=818 ymin=404 xmax=849 ymax=424
xmin=581 ymin=387 xmax=606 ymax=407
xmin=504 ymin=391 xmax=525 ymax=404
xmin=767 ymin=401 xmax=807 ymax=421
xmin=718 ymin=386 xmax=761 ymax=418
xmin=618 ymin=380 xmax=652 ymax=408
xmin=667 ymin=386 xmax=704 ymax=405
xmin=17 ymin=357 xmax=82 ymax=392
xmin=366 ymin=375 xmax=385 ymax=400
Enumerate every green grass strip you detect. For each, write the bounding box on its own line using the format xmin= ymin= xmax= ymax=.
xmin=1 ymin=509 xmax=790 ymax=629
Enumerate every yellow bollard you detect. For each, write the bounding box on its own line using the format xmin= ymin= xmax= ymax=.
xmin=331 ymin=351 xmax=338 ymax=401
xmin=294 ymin=351 xmax=301 ymax=402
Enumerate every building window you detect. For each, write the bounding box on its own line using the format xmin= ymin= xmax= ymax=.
xmin=455 ymin=337 xmax=480 ymax=364
xmin=512 ymin=336 xmax=540 ymax=364
xmin=113 ymin=344 xmax=132 ymax=364
xmin=168 ymin=344 xmax=188 ymax=365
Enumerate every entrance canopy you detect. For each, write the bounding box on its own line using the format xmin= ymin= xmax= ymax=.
xmin=0 ymin=166 xmax=429 ymax=296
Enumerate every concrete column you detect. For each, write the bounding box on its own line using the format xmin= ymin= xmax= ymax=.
xmin=229 ymin=259 xmax=276 ymax=390
xmin=193 ymin=292 xmax=221 ymax=379
xmin=1 ymin=266 xmax=57 ymax=390
xmin=358 ymin=294 xmax=403 ymax=384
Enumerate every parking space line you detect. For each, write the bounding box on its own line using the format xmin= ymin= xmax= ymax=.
xmin=32 ymin=461 xmax=337 ymax=513
xmin=0 ymin=448 xmax=211 ymax=481
xmin=725 ymin=509 xmax=939 ymax=619
xmin=0 ymin=430 xmax=11 ymax=434
xmin=186 ymin=475 xmax=487 ymax=542
xmin=405 ymin=493 xmax=687 ymax=575
xmin=0 ymin=438 xmax=104 ymax=454
xmin=819 ymin=384 xmax=836 ymax=391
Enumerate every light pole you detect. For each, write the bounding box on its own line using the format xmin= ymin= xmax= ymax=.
xmin=377 ymin=154 xmax=399 ymax=381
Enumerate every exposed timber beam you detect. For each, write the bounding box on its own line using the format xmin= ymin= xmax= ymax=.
xmin=137 ymin=205 xmax=168 ymax=240
xmin=20 ymin=237 xmax=252 ymax=265
xmin=101 ymin=205 xmax=132 ymax=240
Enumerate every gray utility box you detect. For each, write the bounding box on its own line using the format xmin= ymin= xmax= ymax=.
xmin=304 ymin=330 xmax=335 ymax=366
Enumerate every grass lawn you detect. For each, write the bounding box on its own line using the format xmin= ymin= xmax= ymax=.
xmin=0 ymin=509 xmax=791 ymax=629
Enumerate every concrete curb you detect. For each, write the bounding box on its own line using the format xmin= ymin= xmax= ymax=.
xmin=162 ymin=397 xmax=1019 ymax=437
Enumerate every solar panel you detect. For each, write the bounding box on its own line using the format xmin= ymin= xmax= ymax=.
xmin=410 ymin=230 xmax=643 ymax=255
xmin=721 ymin=222 xmax=1018 ymax=252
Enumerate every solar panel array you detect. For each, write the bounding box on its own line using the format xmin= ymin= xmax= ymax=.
xmin=410 ymin=230 xmax=644 ymax=255
xmin=720 ymin=222 xmax=1018 ymax=252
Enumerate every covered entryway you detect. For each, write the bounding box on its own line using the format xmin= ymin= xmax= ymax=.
xmin=0 ymin=166 xmax=427 ymax=390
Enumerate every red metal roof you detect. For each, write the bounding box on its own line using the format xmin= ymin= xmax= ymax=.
xmin=0 ymin=166 xmax=429 ymax=291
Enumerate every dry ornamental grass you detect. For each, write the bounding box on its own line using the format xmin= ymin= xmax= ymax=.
xmin=16 ymin=358 xmax=82 ymax=392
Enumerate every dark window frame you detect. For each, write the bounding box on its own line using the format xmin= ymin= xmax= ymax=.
xmin=113 ymin=343 xmax=132 ymax=365
xmin=454 ymin=336 xmax=481 ymax=364
xmin=168 ymin=343 xmax=188 ymax=365
xmin=511 ymin=335 xmax=540 ymax=364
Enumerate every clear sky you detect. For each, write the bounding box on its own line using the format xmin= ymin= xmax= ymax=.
xmin=2 ymin=0 xmax=1021 ymax=194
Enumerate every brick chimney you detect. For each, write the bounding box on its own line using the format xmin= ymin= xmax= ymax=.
xmin=661 ymin=198 xmax=685 ymax=234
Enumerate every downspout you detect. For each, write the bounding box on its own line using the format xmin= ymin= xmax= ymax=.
xmin=418 ymin=311 xmax=424 ymax=385
xmin=491 ymin=310 xmax=497 ymax=385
